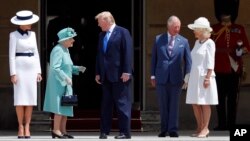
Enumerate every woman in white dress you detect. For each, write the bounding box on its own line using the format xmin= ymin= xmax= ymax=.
xmin=185 ymin=17 xmax=218 ymax=138
xmin=9 ymin=10 xmax=42 ymax=139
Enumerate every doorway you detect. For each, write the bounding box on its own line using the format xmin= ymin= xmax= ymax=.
xmin=40 ymin=0 xmax=144 ymax=131
xmin=44 ymin=0 xmax=143 ymax=110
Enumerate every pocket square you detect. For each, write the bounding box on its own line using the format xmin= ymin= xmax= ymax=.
xmin=179 ymin=44 xmax=184 ymax=48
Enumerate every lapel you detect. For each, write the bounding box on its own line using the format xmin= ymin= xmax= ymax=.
xmin=159 ymin=33 xmax=169 ymax=57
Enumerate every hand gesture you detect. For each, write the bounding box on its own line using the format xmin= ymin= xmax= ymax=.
xmin=182 ymin=83 xmax=188 ymax=90
xmin=203 ymin=79 xmax=210 ymax=88
xmin=95 ymin=75 xmax=101 ymax=84
xmin=11 ymin=75 xmax=17 ymax=84
xmin=151 ymin=79 xmax=156 ymax=87
xmin=65 ymin=77 xmax=72 ymax=85
xmin=236 ymin=48 xmax=243 ymax=56
xmin=79 ymin=66 xmax=86 ymax=73
xmin=37 ymin=74 xmax=42 ymax=82
xmin=120 ymin=73 xmax=130 ymax=82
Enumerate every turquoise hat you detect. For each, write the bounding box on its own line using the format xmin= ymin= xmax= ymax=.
xmin=57 ymin=27 xmax=77 ymax=42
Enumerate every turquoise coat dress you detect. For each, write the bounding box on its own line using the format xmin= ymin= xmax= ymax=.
xmin=43 ymin=44 xmax=79 ymax=117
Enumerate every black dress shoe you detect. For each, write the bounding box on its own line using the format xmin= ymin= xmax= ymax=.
xmin=17 ymin=136 xmax=24 ymax=139
xmin=51 ymin=131 xmax=66 ymax=139
xmin=24 ymin=136 xmax=31 ymax=139
xmin=158 ymin=132 xmax=167 ymax=137
xmin=169 ymin=132 xmax=179 ymax=137
xmin=99 ymin=133 xmax=107 ymax=139
xmin=63 ymin=133 xmax=74 ymax=138
xmin=114 ymin=134 xmax=131 ymax=139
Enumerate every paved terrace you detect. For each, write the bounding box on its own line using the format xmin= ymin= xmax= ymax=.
xmin=0 ymin=131 xmax=229 ymax=141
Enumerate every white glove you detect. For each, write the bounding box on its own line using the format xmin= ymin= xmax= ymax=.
xmin=182 ymin=83 xmax=188 ymax=90
xmin=236 ymin=48 xmax=243 ymax=56
xmin=65 ymin=77 xmax=72 ymax=85
xmin=79 ymin=66 xmax=86 ymax=73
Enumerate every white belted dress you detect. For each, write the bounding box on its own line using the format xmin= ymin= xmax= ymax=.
xmin=9 ymin=30 xmax=41 ymax=106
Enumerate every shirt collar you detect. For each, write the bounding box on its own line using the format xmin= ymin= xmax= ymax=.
xmin=17 ymin=28 xmax=29 ymax=36
xmin=107 ymin=24 xmax=116 ymax=33
xmin=167 ymin=32 xmax=175 ymax=38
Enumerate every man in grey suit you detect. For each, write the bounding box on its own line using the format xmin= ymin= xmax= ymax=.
xmin=151 ymin=15 xmax=192 ymax=137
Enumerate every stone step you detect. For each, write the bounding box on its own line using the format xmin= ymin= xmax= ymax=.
xmin=140 ymin=111 xmax=160 ymax=132
xmin=30 ymin=120 xmax=51 ymax=131
xmin=30 ymin=111 xmax=51 ymax=131
xmin=141 ymin=111 xmax=160 ymax=121
xmin=27 ymin=111 xmax=160 ymax=132
xmin=32 ymin=111 xmax=51 ymax=120
xmin=30 ymin=110 xmax=161 ymax=132
xmin=30 ymin=110 xmax=143 ymax=132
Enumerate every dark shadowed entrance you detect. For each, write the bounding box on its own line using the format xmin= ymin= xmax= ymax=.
xmin=46 ymin=0 xmax=133 ymax=109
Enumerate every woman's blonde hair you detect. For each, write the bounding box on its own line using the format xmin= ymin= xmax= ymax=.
xmin=195 ymin=28 xmax=211 ymax=38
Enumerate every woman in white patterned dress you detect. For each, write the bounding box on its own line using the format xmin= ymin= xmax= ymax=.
xmin=185 ymin=17 xmax=218 ymax=138
xmin=9 ymin=10 xmax=42 ymax=139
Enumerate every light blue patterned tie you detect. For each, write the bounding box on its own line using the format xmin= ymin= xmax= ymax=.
xmin=103 ymin=31 xmax=110 ymax=53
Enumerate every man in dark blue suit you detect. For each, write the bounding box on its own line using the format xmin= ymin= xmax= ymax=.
xmin=151 ymin=15 xmax=192 ymax=137
xmin=95 ymin=11 xmax=133 ymax=139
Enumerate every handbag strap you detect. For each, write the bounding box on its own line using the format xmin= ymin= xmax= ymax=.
xmin=64 ymin=85 xmax=70 ymax=96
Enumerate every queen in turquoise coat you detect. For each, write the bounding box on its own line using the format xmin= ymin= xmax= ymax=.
xmin=43 ymin=44 xmax=78 ymax=117
xmin=43 ymin=27 xmax=86 ymax=138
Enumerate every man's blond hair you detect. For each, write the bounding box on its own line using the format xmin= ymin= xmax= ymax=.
xmin=95 ymin=11 xmax=115 ymax=25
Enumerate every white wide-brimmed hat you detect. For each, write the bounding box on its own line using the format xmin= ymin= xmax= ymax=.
xmin=57 ymin=27 xmax=77 ymax=42
xmin=188 ymin=17 xmax=213 ymax=32
xmin=10 ymin=10 xmax=39 ymax=25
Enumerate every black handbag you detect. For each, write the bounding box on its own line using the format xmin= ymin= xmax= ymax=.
xmin=61 ymin=86 xmax=78 ymax=106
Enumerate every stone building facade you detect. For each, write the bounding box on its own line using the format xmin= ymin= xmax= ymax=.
xmin=0 ymin=0 xmax=249 ymax=130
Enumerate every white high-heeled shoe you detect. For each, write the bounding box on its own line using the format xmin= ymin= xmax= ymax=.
xmin=197 ymin=130 xmax=209 ymax=138
xmin=191 ymin=130 xmax=200 ymax=137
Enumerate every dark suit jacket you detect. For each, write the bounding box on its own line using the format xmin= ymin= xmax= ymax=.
xmin=96 ymin=25 xmax=133 ymax=83
xmin=151 ymin=33 xmax=192 ymax=85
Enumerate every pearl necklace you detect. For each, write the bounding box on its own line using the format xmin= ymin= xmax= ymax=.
xmin=199 ymin=39 xmax=208 ymax=44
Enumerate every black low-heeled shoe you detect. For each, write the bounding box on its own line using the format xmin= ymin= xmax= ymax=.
xmin=158 ymin=132 xmax=167 ymax=137
xmin=51 ymin=131 xmax=66 ymax=139
xmin=17 ymin=136 xmax=24 ymax=139
xmin=99 ymin=133 xmax=107 ymax=139
xmin=25 ymin=136 xmax=30 ymax=139
xmin=169 ymin=132 xmax=179 ymax=137
xmin=63 ymin=133 xmax=74 ymax=138
xmin=114 ymin=133 xmax=131 ymax=139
